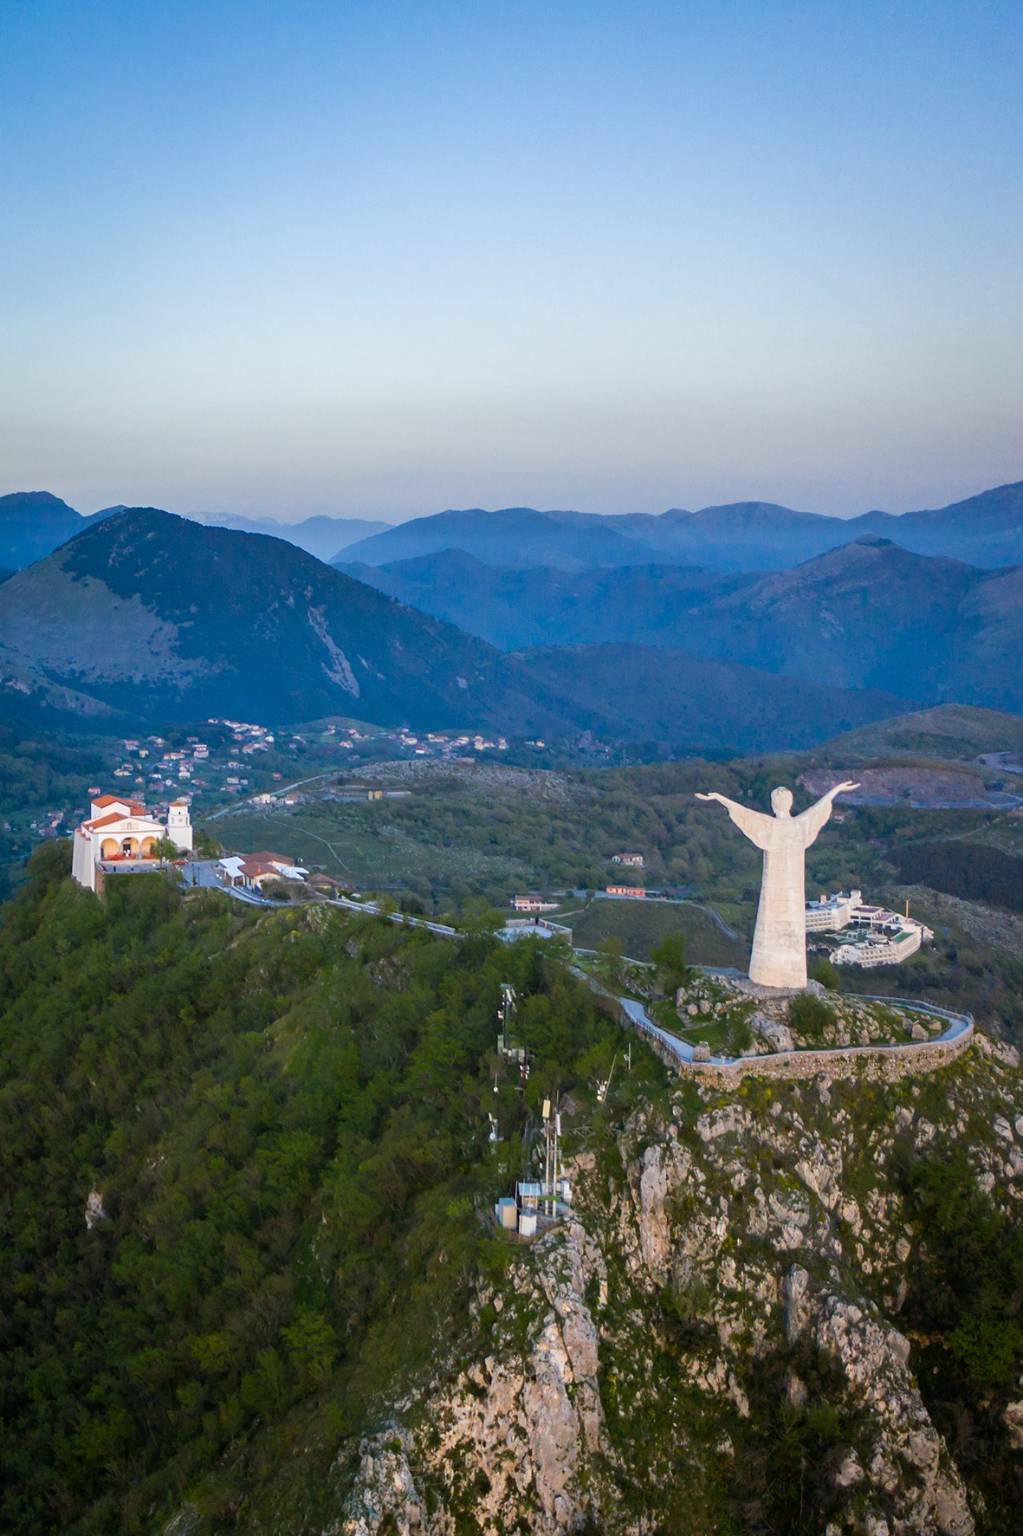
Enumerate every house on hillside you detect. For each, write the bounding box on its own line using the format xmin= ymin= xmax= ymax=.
xmin=71 ymin=793 xmax=193 ymax=893
xmin=511 ymin=894 xmax=560 ymax=913
xmin=218 ymin=851 xmax=308 ymax=890
xmin=611 ymin=852 xmax=645 ymax=867
xmin=605 ymin=885 xmax=647 ymax=899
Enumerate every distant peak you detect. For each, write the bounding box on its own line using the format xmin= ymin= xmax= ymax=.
xmin=0 ymin=489 xmax=75 ymax=508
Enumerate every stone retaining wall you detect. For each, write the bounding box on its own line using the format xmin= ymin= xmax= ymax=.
xmin=606 ymin=991 xmax=975 ymax=1083
xmin=681 ymin=1023 xmax=974 ymax=1083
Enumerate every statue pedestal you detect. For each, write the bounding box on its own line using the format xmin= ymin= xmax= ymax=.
xmin=724 ymin=975 xmax=829 ymax=1003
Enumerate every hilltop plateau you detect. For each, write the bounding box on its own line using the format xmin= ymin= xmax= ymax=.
xmin=825 ymin=705 xmax=1023 ymax=763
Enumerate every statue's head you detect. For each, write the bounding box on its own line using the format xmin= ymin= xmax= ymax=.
xmin=771 ymin=786 xmax=793 ymax=817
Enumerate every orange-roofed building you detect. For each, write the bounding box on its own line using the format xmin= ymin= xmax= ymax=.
xmin=71 ymin=791 xmax=193 ymax=892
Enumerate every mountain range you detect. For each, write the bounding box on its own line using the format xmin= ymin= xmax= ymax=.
xmin=176 ymin=509 xmax=389 ymax=561
xmin=0 ymin=491 xmax=389 ymax=570
xmin=345 ymin=537 xmax=1023 ymax=714
xmin=342 ymin=551 xmax=751 ymax=649
xmin=2 ymin=481 xmax=1021 ymax=750
xmin=0 ymin=510 xmax=576 ymax=734
xmin=4 ymin=479 xmax=1023 ymax=575
xmin=0 ymin=508 xmax=909 ymax=750
xmin=338 ymin=481 xmax=1023 ymax=572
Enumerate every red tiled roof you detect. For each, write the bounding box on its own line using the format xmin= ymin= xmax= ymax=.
xmin=91 ymin=793 xmax=147 ymax=812
xmin=86 ymin=811 xmax=134 ymax=831
xmin=84 ymin=808 xmax=156 ymax=832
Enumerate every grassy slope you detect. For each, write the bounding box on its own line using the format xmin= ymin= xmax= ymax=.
xmin=825 ymin=703 xmax=1023 ymax=761
xmin=567 ymin=896 xmax=746 ymax=967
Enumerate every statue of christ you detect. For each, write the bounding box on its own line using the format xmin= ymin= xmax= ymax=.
xmin=696 ymin=782 xmax=859 ymax=989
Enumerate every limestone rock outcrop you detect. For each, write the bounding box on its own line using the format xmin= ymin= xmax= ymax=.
xmin=337 ymin=1043 xmax=1023 ymax=1534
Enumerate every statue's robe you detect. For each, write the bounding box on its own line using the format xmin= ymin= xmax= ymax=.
xmin=713 ymin=796 xmax=837 ymax=989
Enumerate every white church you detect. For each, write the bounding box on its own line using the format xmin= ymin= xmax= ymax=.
xmin=71 ymin=792 xmax=193 ymax=892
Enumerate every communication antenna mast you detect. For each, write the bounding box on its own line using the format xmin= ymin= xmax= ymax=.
xmin=541 ymin=1095 xmax=562 ymax=1216
xmin=497 ymin=983 xmax=525 ymax=1063
xmin=554 ymin=1105 xmax=561 ymax=1214
xmin=596 ymin=1053 xmax=618 ymax=1104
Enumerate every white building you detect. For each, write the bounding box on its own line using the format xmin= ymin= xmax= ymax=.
xmin=71 ymin=793 xmax=193 ymax=892
xmin=830 ymin=925 xmax=928 ymax=967
xmin=805 ymin=888 xmax=863 ymax=932
xmin=217 ymin=851 xmax=308 ymax=890
xmin=807 ymin=887 xmax=933 ymax=966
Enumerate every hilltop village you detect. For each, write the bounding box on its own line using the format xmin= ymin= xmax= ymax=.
xmin=20 ymin=717 xmax=523 ymax=839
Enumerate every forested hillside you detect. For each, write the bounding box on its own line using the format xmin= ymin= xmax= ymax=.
xmin=0 ymin=849 xmax=634 ymax=1534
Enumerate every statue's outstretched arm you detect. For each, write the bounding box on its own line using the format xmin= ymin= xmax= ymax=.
xmin=695 ymin=791 xmax=774 ymax=849
xmin=795 ymin=780 xmax=860 ymax=846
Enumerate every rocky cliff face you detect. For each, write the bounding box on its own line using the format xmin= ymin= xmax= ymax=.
xmin=337 ymin=1035 xmax=1023 ymax=1535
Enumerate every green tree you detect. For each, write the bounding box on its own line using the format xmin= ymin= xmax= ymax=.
xmin=283 ymin=1307 xmax=337 ymax=1388
xmin=651 ymin=931 xmax=688 ymax=994
xmin=596 ymin=934 xmax=625 ymax=984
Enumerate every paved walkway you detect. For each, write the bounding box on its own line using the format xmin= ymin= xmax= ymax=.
xmin=614 ymin=990 xmax=973 ymax=1072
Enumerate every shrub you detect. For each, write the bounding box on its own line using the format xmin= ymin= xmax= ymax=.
xmin=727 ymin=1014 xmax=754 ymax=1055
xmin=788 ymin=992 xmax=835 ymax=1043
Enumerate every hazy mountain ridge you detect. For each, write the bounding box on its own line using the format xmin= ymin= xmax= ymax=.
xmin=338 ymin=505 xmax=667 ymax=571
xmin=0 ymin=509 xmax=909 ymax=750
xmin=342 ymin=550 xmax=752 ymax=650
xmin=5 ymin=479 xmax=1023 ymax=575
xmin=680 ymin=540 xmax=1023 ymax=711
xmin=0 ymin=492 xmax=391 ymax=569
xmin=513 ymin=641 xmax=913 ymax=752
xmin=0 ymin=491 xmax=83 ymax=569
xmin=339 ymin=480 xmax=1023 ymax=572
xmin=0 ymin=509 xmax=585 ymax=734
xmin=190 ymin=510 xmax=390 ymax=561
xmin=349 ymin=538 xmax=1023 ymax=714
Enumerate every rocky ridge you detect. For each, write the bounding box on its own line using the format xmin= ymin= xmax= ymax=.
xmin=337 ymin=1034 xmax=1023 ymax=1535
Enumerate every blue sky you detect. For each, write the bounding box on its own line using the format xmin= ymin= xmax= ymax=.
xmin=1 ymin=0 xmax=1020 ymax=519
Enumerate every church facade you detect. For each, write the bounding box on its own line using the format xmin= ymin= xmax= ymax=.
xmin=71 ymin=793 xmax=193 ymax=892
